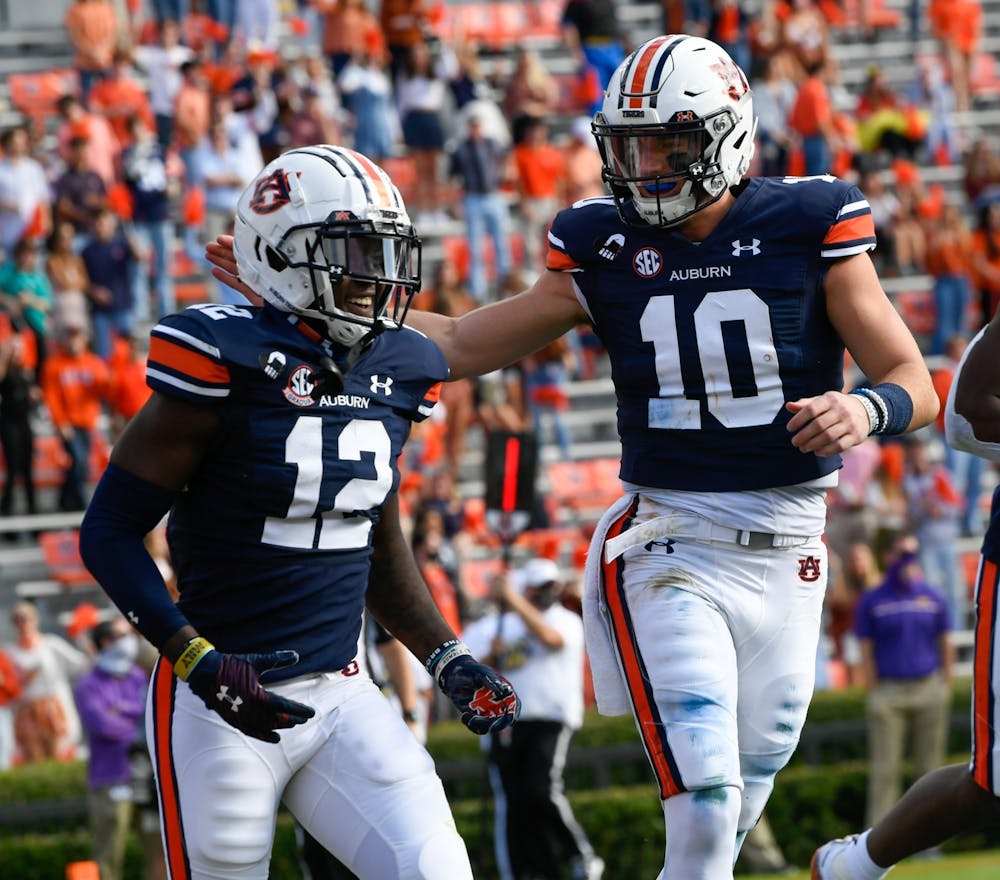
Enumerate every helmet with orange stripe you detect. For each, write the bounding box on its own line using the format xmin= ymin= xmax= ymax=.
xmin=233 ymin=145 xmax=421 ymax=348
xmin=593 ymin=35 xmax=756 ymax=228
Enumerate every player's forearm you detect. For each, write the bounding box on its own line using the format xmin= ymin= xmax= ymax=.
xmin=80 ymin=463 xmax=190 ymax=653
xmin=367 ymin=506 xmax=457 ymax=661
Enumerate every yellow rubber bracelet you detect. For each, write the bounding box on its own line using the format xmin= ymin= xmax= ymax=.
xmin=173 ymin=637 xmax=215 ymax=681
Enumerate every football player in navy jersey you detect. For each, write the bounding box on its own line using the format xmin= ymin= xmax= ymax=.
xmin=209 ymin=37 xmax=938 ymax=879
xmin=812 ymin=308 xmax=1000 ymax=879
xmin=79 ymin=145 xmax=519 ymax=880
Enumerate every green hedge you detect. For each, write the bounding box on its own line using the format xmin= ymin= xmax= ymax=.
xmin=6 ymin=766 xmax=998 ymax=879
xmin=0 ymin=679 xmax=983 ymax=878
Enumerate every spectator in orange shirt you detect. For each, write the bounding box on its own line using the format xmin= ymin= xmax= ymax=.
xmin=971 ymin=200 xmax=1000 ymax=324
xmin=55 ymin=94 xmax=120 ymax=189
xmin=318 ymin=0 xmax=385 ymax=77
xmin=87 ymin=50 xmax=156 ymax=150
xmin=503 ymin=48 xmax=561 ymax=144
xmin=64 ymin=0 xmax=119 ymax=103
xmin=40 ymin=322 xmax=110 ymax=511
xmin=106 ymin=333 xmax=150 ymax=439
xmin=380 ymin=0 xmax=432 ymax=83
xmin=0 ymin=647 xmax=23 ymax=769
xmin=925 ymin=202 xmax=975 ymax=354
xmin=513 ymin=118 xmax=567 ymax=275
xmin=929 ymin=0 xmax=982 ymax=113
xmin=561 ymin=116 xmax=605 ymax=205
xmin=788 ymin=58 xmax=838 ymax=176
xmin=173 ymin=59 xmax=212 ymax=185
xmin=412 ymin=504 xmax=466 ymax=635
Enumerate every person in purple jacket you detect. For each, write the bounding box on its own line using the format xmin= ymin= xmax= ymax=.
xmin=73 ymin=616 xmax=148 ymax=880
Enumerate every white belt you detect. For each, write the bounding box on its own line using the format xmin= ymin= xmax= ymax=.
xmin=604 ymin=512 xmax=816 ymax=562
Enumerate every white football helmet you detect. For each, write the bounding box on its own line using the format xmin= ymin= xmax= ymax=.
xmin=593 ymin=35 xmax=757 ymax=228
xmin=233 ymin=145 xmax=421 ymax=348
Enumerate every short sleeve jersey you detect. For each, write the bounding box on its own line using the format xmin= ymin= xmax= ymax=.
xmin=146 ymin=303 xmax=447 ymax=676
xmin=546 ymin=175 xmax=876 ymax=491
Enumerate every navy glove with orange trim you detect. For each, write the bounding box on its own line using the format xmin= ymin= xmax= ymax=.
xmin=427 ymin=640 xmax=520 ymax=735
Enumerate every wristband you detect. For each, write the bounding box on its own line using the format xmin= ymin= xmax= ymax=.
xmin=425 ymin=639 xmax=472 ymax=680
xmin=852 ymin=383 xmax=913 ymax=436
xmin=849 ymin=390 xmax=881 ymax=436
xmin=174 ymin=637 xmax=215 ymax=680
xmin=402 ymin=708 xmax=419 ymax=723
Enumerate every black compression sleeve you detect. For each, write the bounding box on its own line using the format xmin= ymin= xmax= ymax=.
xmin=80 ymin=463 xmax=189 ymax=650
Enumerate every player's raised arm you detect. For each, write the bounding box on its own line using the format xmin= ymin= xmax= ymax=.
xmin=406 ymin=269 xmax=586 ymax=380
xmin=786 ymin=251 xmax=938 ymax=456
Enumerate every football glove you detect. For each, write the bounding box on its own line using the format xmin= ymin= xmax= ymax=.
xmin=428 ymin=641 xmax=520 ymax=735
xmin=177 ymin=639 xmax=315 ymax=744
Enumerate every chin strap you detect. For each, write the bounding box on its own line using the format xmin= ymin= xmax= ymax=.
xmin=308 ymin=324 xmax=386 ymax=400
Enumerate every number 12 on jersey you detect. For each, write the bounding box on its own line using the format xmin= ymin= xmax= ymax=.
xmin=262 ymin=416 xmax=394 ymax=550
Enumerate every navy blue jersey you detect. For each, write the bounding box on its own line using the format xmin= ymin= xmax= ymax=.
xmin=146 ymin=303 xmax=448 ymax=678
xmin=547 ymin=176 xmax=876 ymax=491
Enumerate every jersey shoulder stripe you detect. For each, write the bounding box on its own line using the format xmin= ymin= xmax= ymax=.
xmin=147 ymin=310 xmax=231 ymax=402
xmin=418 ymin=380 xmax=444 ymax=418
xmin=822 ymin=195 xmax=875 ymax=258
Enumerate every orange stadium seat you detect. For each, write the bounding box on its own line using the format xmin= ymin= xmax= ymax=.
xmin=894 ymin=288 xmax=936 ymax=336
xmin=971 ymin=52 xmax=1000 ymax=98
xmin=33 ymin=435 xmax=71 ymax=489
xmin=7 ymin=69 xmax=80 ymax=127
xmin=39 ymin=530 xmax=93 ymax=587
xmin=514 ymin=526 xmax=585 ymax=561
xmin=460 ymin=556 xmax=506 ymax=599
xmin=545 ymin=457 xmax=622 ymax=523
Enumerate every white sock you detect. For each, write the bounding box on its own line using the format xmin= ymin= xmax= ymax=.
xmin=844 ymin=830 xmax=892 ymax=880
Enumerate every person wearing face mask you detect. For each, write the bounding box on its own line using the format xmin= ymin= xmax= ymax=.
xmin=73 ymin=616 xmax=148 ymax=880
xmin=463 ymin=558 xmax=604 ymax=880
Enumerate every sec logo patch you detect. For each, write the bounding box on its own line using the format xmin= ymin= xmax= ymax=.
xmin=633 ymin=247 xmax=663 ymax=277
xmin=283 ymin=365 xmax=317 ymax=407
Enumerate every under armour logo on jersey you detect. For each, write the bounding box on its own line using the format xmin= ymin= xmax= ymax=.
xmin=644 ymin=539 xmax=676 ymax=554
xmin=216 ymin=686 xmax=243 ymax=713
xmin=370 ymin=375 xmax=394 ymax=395
xmin=797 ymin=556 xmax=822 ymax=582
xmin=598 ymin=233 xmax=625 ymax=261
xmin=260 ymin=351 xmax=286 ymax=379
xmin=732 ymin=239 xmax=761 ymax=257
xmin=127 ymin=611 xmax=139 ymax=626
xmin=469 ymin=685 xmax=518 ymax=717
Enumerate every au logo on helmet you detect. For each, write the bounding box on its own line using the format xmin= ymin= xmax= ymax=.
xmin=250 ymin=170 xmax=293 ymax=214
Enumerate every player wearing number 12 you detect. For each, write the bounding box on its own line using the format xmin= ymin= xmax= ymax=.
xmin=406 ymin=35 xmax=939 ymax=879
xmin=78 ymin=145 xmax=518 ymax=880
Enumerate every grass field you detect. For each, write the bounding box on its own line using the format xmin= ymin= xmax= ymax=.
xmin=744 ymin=848 xmax=1000 ymax=880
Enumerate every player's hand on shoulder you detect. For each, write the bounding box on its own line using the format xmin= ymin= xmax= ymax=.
xmin=176 ymin=639 xmax=315 ymax=743
xmin=427 ymin=640 xmax=520 ymax=735
xmin=786 ymin=391 xmax=872 ymax=457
